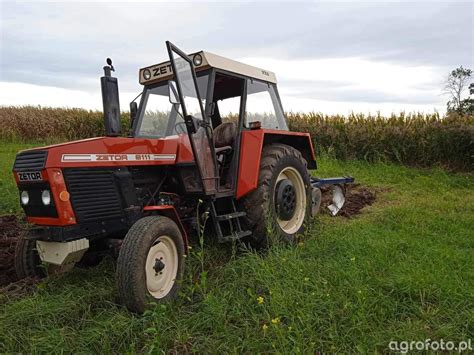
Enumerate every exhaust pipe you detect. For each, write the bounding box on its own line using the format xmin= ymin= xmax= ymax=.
xmin=101 ymin=58 xmax=121 ymax=137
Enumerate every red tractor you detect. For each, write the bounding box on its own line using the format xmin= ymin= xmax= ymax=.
xmin=13 ymin=42 xmax=353 ymax=313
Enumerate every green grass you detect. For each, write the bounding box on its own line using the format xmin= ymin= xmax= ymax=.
xmin=1 ymin=142 xmax=473 ymax=353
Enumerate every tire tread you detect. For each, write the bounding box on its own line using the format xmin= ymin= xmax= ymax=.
xmin=116 ymin=216 xmax=184 ymax=314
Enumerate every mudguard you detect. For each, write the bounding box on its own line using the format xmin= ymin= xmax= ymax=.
xmin=236 ymin=129 xmax=316 ymax=199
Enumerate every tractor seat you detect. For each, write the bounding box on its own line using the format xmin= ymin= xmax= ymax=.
xmin=214 ymin=121 xmax=237 ymax=154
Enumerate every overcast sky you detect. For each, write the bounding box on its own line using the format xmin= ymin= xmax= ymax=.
xmin=1 ymin=0 xmax=472 ymax=115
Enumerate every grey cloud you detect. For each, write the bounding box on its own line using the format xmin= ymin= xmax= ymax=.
xmin=0 ymin=1 xmax=472 ymax=107
xmin=279 ymin=78 xmax=441 ymax=105
xmin=188 ymin=2 xmax=472 ymax=66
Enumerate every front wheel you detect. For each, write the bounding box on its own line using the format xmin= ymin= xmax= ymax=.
xmin=116 ymin=216 xmax=185 ymax=314
xmin=14 ymin=231 xmax=45 ymax=279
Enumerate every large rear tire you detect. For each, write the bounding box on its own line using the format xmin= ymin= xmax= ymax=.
xmin=14 ymin=231 xmax=45 ymax=279
xmin=116 ymin=216 xmax=185 ymax=314
xmin=240 ymin=143 xmax=311 ymax=248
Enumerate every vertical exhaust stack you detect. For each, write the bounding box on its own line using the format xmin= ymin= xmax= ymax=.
xmin=101 ymin=58 xmax=121 ymax=137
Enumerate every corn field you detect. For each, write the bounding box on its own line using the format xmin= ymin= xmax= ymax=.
xmin=288 ymin=112 xmax=473 ymax=171
xmin=0 ymin=106 xmax=472 ymax=171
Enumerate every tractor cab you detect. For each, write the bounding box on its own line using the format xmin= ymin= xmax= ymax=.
xmin=133 ymin=43 xmax=288 ymax=196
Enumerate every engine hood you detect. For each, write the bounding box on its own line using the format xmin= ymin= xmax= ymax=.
xmin=20 ymin=135 xmax=195 ymax=169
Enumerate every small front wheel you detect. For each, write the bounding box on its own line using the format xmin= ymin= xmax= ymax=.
xmin=116 ymin=216 xmax=185 ymax=314
xmin=14 ymin=231 xmax=45 ymax=279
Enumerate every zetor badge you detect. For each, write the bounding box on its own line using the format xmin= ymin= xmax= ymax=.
xmin=17 ymin=171 xmax=43 ymax=182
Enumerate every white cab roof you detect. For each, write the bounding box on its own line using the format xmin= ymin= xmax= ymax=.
xmin=139 ymin=51 xmax=277 ymax=85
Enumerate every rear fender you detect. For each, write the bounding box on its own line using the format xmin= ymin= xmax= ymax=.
xmin=236 ymin=130 xmax=317 ymax=199
xmin=263 ymin=133 xmax=316 ymax=169
xmin=142 ymin=205 xmax=188 ymax=251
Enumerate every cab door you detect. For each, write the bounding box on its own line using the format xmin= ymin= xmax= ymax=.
xmin=166 ymin=41 xmax=218 ymax=195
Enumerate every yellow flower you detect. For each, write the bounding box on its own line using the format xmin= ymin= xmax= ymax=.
xmin=262 ymin=324 xmax=269 ymax=331
xmin=257 ymin=296 xmax=264 ymax=304
xmin=350 ymin=257 xmax=356 ymax=262
xmin=271 ymin=317 xmax=281 ymax=325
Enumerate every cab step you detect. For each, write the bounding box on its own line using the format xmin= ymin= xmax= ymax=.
xmin=219 ymin=230 xmax=252 ymax=243
xmin=216 ymin=211 xmax=246 ymax=221
xmin=209 ymin=198 xmax=252 ymax=243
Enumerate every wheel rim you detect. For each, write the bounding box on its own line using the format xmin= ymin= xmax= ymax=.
xmin=275 ymin=167 xmax=306 ymax=234
xmin=145 ymin=235 xmax=178 ymax=299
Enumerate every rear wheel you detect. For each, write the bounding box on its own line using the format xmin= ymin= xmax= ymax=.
xmin=14 ymin=231 xmax=45 ymax=279
xmin=116 ymin=216 xmax=185 ymax=314
xmin=240 ymin=143 xmax=311 ymax=247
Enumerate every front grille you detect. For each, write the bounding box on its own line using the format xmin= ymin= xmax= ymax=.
xmin=64 ymin=169 xmax=124 ymax=223
xmin=13 ymin=150 xmax=48 ymax=171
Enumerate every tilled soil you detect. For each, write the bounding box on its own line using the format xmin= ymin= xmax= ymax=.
xmin=0 ymin=215 xmax=42 ymax=299
xmin=320 ymin=183 xmax=377 ymax=218
xmin=0 ymin=215 xmax=22 ymax=286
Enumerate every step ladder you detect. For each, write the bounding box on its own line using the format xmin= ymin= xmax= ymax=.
xmin=209 ymin=198 xmax=252 ymax=243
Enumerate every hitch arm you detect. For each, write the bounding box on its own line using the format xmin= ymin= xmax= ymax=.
xmin=311 ymin=176 xmax=354 ymax=187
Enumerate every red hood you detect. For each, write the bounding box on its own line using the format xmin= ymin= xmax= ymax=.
xmin=24 ymin=135 xmax=195 ymax=169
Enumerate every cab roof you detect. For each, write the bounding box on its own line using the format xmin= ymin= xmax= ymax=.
xmin=139 ymin=51 xmax=277 ymax=86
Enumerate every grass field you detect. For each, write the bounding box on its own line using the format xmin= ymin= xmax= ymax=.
xmin=0 ymin=142 xmax=473 ymax=353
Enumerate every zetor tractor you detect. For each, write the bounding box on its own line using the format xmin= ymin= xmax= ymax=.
xmin=13 ymin=42 xmax=353 ymax=313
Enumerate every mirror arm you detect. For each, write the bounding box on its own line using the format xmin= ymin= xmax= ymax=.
xmin=168 ymin=81 xmax=180 ymax=104
xmin=129 ymin=101 xmax=138 ymax=131
xmin=184 ymin=115 xmax=199 ymax=134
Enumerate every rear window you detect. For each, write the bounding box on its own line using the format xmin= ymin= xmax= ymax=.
xmin=245 ymin=80 xmax=287 ymax=130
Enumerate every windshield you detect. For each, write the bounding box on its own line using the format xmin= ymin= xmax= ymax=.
xmin=135 ymin=74 xmax=209 ymax=138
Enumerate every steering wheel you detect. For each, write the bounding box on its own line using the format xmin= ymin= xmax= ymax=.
xmin=175 ymin=121 xmax=188 ymax=135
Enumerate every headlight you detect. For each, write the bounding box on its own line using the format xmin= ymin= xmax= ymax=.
xmin=143 ymin=69 xmax=151 ymax=80
xmin=20 ymin=191 xmax=29 ymax=205
xmin=41 ymin=190 xmax=51 ymax=205
xmin=193 ymin=54 xmax=203 ymax=67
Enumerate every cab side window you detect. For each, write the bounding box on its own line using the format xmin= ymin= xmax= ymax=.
xmin=245 ymin=80 xmax=288 ymax=130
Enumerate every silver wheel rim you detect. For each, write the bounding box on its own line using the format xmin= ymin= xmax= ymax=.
xmin=275 ymin=167 xmax=306 ymax=234
xmin=145 ymin=235 xmax=178 ymax=299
